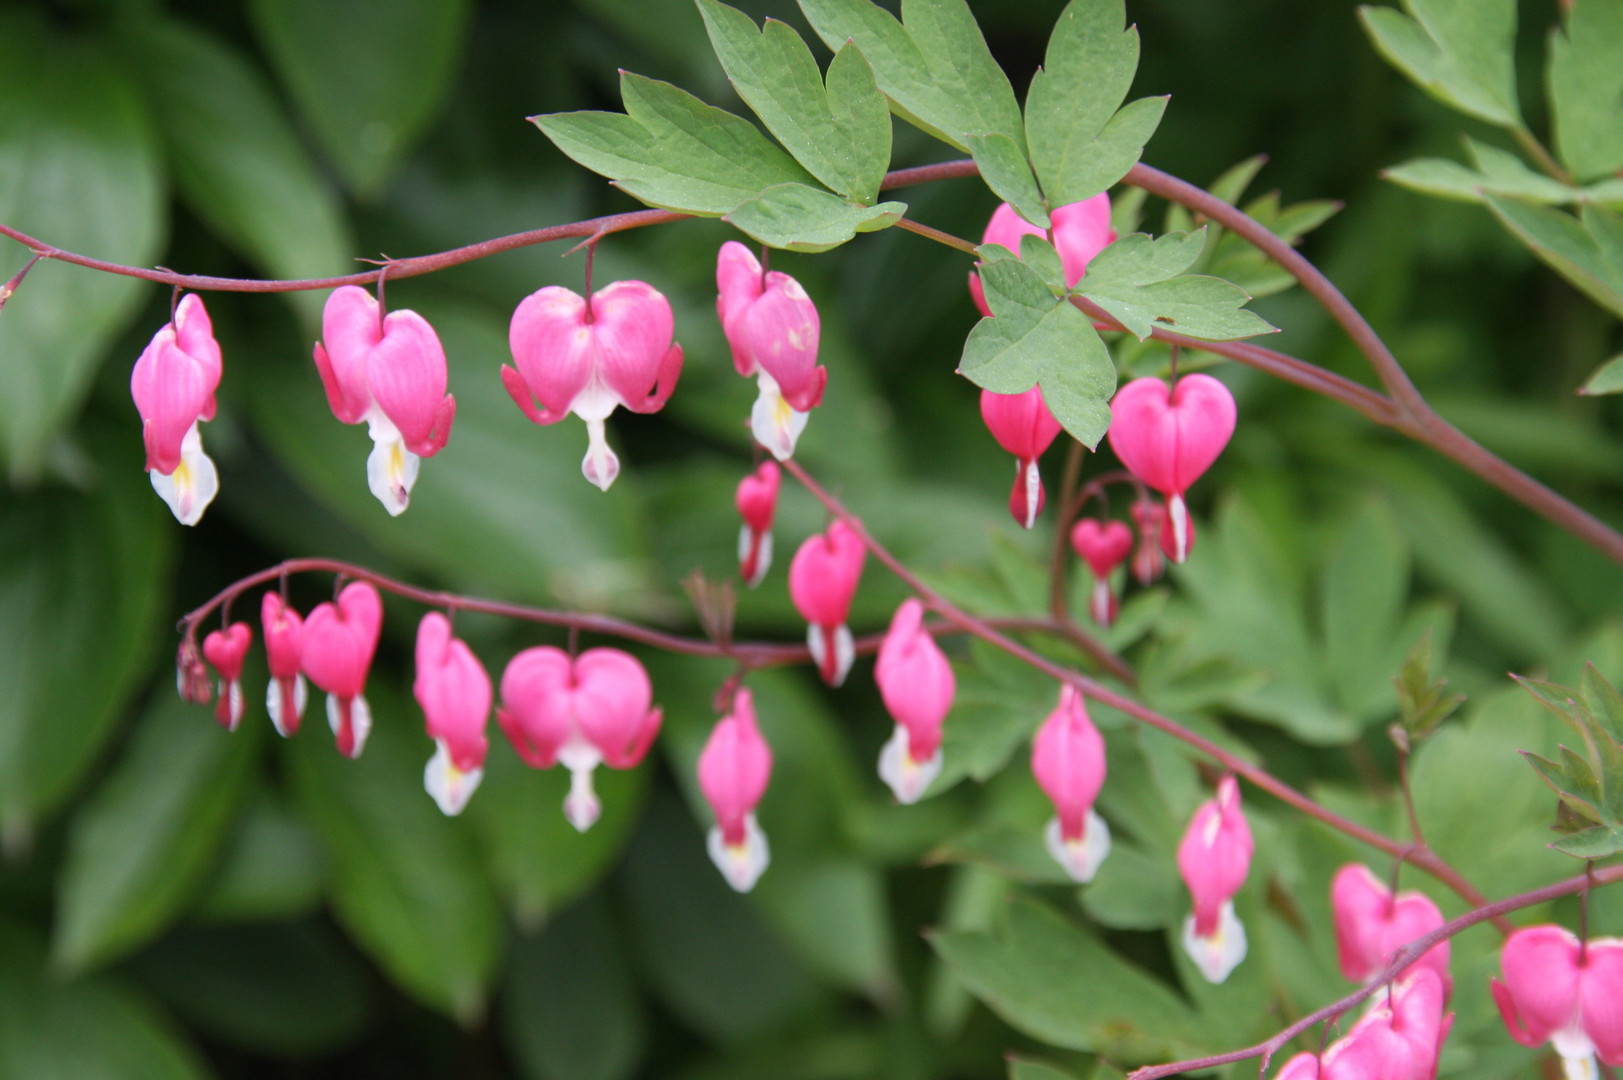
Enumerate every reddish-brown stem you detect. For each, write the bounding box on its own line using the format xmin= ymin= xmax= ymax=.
xmin=1129 ymin=862 xmax=1623 ymax=1080
xmin=781 ymin=457 xmax=1502 ymax=920
xmin=0 ymin=252 xmax=44 ymax=312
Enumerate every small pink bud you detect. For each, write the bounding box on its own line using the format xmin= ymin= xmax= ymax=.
xmin=130 ymin=294 xmax=222 ymax=525
xmin=1031 ymin=685 xmax=1110 ymax=882
xmin=300 ymin=582 xmax=383 ymax=759
xmin=1176 ymin=775 xmax=1253 ymax=983
xmin=1107 ymin=375 xmax=1237 ymax=562
xmin=697 ymin=687 xmax=773 ymax=892
xmin=735 ymin=461 xmax=781 ymax=588
xmin=176 ymin=638 xmax=213 ymax=706
xmin=497 ymin=646 xmax=662 ymax=832
xmin=1332 ymin=864 xmax=1451 ymax=986
xmin=716 ymin=242 xmax=825 ymax=460
xmin=788 ymin=519 xmax=866 ymax=687
xmin=874 ymin=599 xmax=954 ymax=804
xmin=261 ymin=592 xmax=307 ymax=737
xmin=313 ymin=286 xmax=456 ymax=516
xmin=980 ymin=387 xmax=1063 ymax=529
xmin=202 ymin=622 xmax=252 ymax=732
xmin=1492 ymin=925 xmax=1623 ymax=1076
xmin=414 ymin=613 xmax=492 ymax=816
xmin=1130 ymin=498 xmax=1166 ymax=584
xmin=1070 ymin=518 xmax=1133 ymax=627
xmin=968 ymin=195 xmax=1116 ymax=316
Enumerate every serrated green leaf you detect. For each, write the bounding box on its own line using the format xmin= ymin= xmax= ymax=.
xmin=1582 ymin=664 xmax=1623 ymax=744
xmin=797 ymin=0 xmax=1023 ymax=153
xmin=1025 ymin=0 xmax=1164 ymax=205
xmin=1559 ymin=744 xmax=1605 ymax=809
xmin=1077 ymin=232 xmax=1274 ymax=340
xmin=958 ymin=258 xmax=1116 ymax=446
xmin=54 ymin=696 xmax=259 ymax=973
xmin=1207 ymin=155 xmax=1269 ymax=206
xmin=966 ymin=132 xmax=1048 ymax=228
xmin=724 ymin=183 xmax=904 ymax=251
xmin=1522 ymin=750 xmax=1603 ymax=825
xmin=1484 ymin=196 xmax=1623 ymax=319
xmin=1020 ymin=235 xmax=1068 ymax=294
xmin=1384 ymin=138 xmax=1583 ymax=206
xmin=697 ymin=2 xmax=890 ymax=204
xmin=1358 ymin=0 xmax=1519 ymax=127
xmin=1514 ymin=674 xmax=1589 ymax=729
xmin=533 ymin=71 xmax=818 ymax=216
xmin=1548 ymin=0 xmax=1623 ymax=183
xmin=1554 ymin=824 xmax=1623 ymax=858
xmin=1082 ymin=229 xmax=1206 ymax=285
xmin=1580 ymin=353 xmax=1623 ymax=396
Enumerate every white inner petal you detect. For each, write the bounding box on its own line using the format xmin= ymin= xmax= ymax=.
xmin=1021 ymin=458 xmax=1042 ymax=528
xmin=424 ymin=739 xmax=484 ymax=816
xmin=150 ymin=423 xmax=219 ymax=526
xmin=749 ymin=371 xmax=809 ymax=461
xmin=1553 ymin=1028 xmax=1599 ymax=1080
xmin=581 ymin=417 xmax=621 ymax=492
xmin=878 ymin=725 xmax=943 ymax=805
xmin=326 ymin=693 xmax=374 ymax=759
xmin=1181 ymin=901 xmax=1248 ymax=984
xmin=365 ymin=410 xmax=420 ymax=516
xmin=1044 ymin=809 xmax=1112 ymax=883
xmin=266 ymin=674 xmax=308 ymax=738
xmin=707 ymin=813 xmax=770 ymax=893
xmin=1168 ymin=494 xmax=1190 ymax=562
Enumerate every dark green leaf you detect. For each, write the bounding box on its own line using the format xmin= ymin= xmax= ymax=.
xmin=1484 ymin=196 xmax=1623 ymax=319
xmin=1582 ymin=663 xmax=1623 ymax=744
xmin=966 ymin=132 xmax=1048 ymax=228
xmin=1009 ymin=1056 xmax=1081 ymax=1080
xmin=247 ymin=0 xmax=470 ymax=197
xmin=724 ymin=183 xmax=905 ymax=252
xmin=1552 ymin=823 xmax=1623 ymax=859
xmin=1580 ymin=353 xmax=1623 ymax=396
xmin=1080 ymin=841 xmax=1182 ymax=930
xmin=0 ymin=22 xmax=165 ymax=477
xmin=929 ymin=825 xmax=1075 ymax=884
xmin=192 ymin=792 xmax=326 ymax=923
xmin=1358 ymin=0 xmax=1520 ymax=127
xmin=1321 ymin=498 xmax=1410 ymax=720
xmin=753 ymin=858 xmax=896 ymax=998
xmin=1025 ymin=0 xmax=1165 ymax=205
xmin=797 ymin=0 xmax=1024 ymax=153
xmin=54 ymin=696 xmax=260 ymax=972
xmin=1547 ymin=0 xmax=1623 ymax=183
xmin=697 ymin=2 xmax=890 ymax=204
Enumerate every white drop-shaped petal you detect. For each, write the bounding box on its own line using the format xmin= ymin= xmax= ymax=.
xmin=1181 ymin=901 xmax=1248 ymax=984
xmin=805 ymin=621 xmax=856 ymax=688
xmin=326 ymin=692 xmax=374 ymax=758
xmin=266 ymin=674 xmax=308 ymax=737
xmin=878 ymin=725 xmax=943 ymax=805
xmin=150 ymin=423 xmax=219 ymax=526
xmin=218 ymin=679 xmax=245 ymax=732
xmin=563 ymin=765 xmax=603 ymax=832
xmin=1553 ymin=1028 xmax=1600 ymax=1080
xmin=1020 ymin=459 xmax=1042 ymax=529
xmin=424 ymin=738 xmax=484 ymax=816
xmin=749 ymin=371 xmax=809 ymax=461
xmin=365 ymin=410 xmax=421 ymax=516
xmin=580 ymin=417 xmax=621 ymax=492
xmin=1044 ymin=809 xmax=1112 ymax=883
xmin=738 ymin=524 xmax=773 ymax=588
xmin=1167 ymin=493 xmax=1190 ymax=563
xmin=1089 ymin=579 xmax=1115 ymax=627
xmin=707 ymin=813 xmax=770 ymax=893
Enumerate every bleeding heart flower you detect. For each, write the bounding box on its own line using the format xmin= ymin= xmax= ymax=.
xmin=497 ymin=646 xmax=662 ymax=831
xmin=414 ymin=613 xmax=492 ymax=816
xmin=1344 ymin=967 xmax=1454 ymax=1080
xmin=261 ymin=592 xmax=307 ymax=737
xmin=1492 ymin=925 xmax=1623 ymax=1080
xmin=716 ymin=242 xmax=825 ymax=461
xmin=968 ymin=195 xmax=1116 ymax=316
xmin=1031 ymin=685 xmax=1110 ymax=882
xmin=981 ymin=386 xmax=1063 ymax=529
xmin=875 ymin=599 xmax=954 ymax=804
xmin=313 ymin=285 xmax=456 ymax=516
xmin=736 ymin=460 xmax=781 ymax=588
xmin=788 ymin=519 xmax=866 ymax=687
xmin=1332 ymin=863 xmax=1451 ymax=987
xmin=1070 ymin=518 xmax=1134 ymax=627
xmin=202 ymin=622 xmax=252 ymax=732
xmin=1177 ymin=775 xmax=1254 ymax=983
xmin=698 ymin=687 xmax=773 ymax=892
xmin=1107 ymin=374 xmax=1237 ymax=562
xmin=130 ymin=293 xmax=222 ymax=525
xmin=300 ymin=582 xmax=383 ymax=759
xmin=504 ymin=280 xmax=684 ymax=492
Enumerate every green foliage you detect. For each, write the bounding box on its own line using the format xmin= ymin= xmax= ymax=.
xmin=1547 ymin=0 xmax=1623 ymax=184
xmin=1076 ymin=229 xmax=1277 ymax=342
xmin=1513 ymin=665 xmax=1623 ymax=859
xmin=725 ymin=184 xmax=907 ymax=253
xmin=1358 ymin=0 xmax=1520 ymax=127
xmin=1484 ymin=198 xmax=1623 ymax=321
xmin=1393 ymin=629 xmax=1466 ymax=742
xmin=1581 ymin=353 xmax=1623 ymax=396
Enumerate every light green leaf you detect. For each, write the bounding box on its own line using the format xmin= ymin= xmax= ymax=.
xmin=724 ymin=183 xmax=905 ymax=252
xmin=118 ymin=20 xmax=352 ymax=325
xmin=54 ymin=696 xmax=260 ymax=973
xmin=1025 ymin=0 xmax=1166 ymax=205
xmin=697 ymin=2 xmax=890 ymax=204
xmin=797 ymin=0 xmax=1024 ymax=153
xmin=958 ymin=256 xmax=1116 ymax=447
xmin=1552 ymin=823 xmax=1623 ymax=859
xmin=535 ymin=72 xmax=819 ymax=216
xmin=1548 ymin=0 xmax=1623 ymax=183
xmin=1321 ymin=497 xmax=1411 ymax=720
xmin=753 ymin=859 xmax=896 ymax=998
xmin=287 ymin=683 xmax=501 ymax=1024
xmin=1580 ymin=352 xmax=1623 ymax=396
xmin=0 ymin=21 xmax=165 ymax=478
xmin=1009 ymin=1057 xmax=1081 ymax=1080
xmin=1207 ymin=154 xmax=1269 ymax=206
xmin=930 ymin=898 xmax=1206 ymax=1061
xmin=966 ymin=132 xmax=1048 ymax=228
xmin=1484 ymin=196 xmax=1623 ymax=320
xmin=1384 ymin=137 xmax=1585 ymax=205
xmin=247 ymin=0 xmax=470 ymax=197
xmin=1358 ymin=0 xmax=1520 ymax=127
xmin=1077 ymin=229 xmax=1275 ymax=341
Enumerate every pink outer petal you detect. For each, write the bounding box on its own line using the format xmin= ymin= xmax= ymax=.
xmin=1177 ymin=775 xmax=1253 ymax=937
xmin=509 ymin=286 xmax=595 ymax=415
xmin=716 ymin=241 xmax=764 ymax=376
xmin=1031 ymin=685 xmax=1107 ymax=840
xmin=736 ymin=461 xmax=781 ymax=532
xmin=317 ymin=286 xmax=381 ymax=422
xmin=501 ymin=364 xmax=565 ymax=425
xmin=1071 ymin=518 xmax=1134 ymax=577
xmin=698 ymin=688 xmax=773 ymax=846
xmin=1108 ymin=375 xmax=1237 ymax=495
xmin=1273 ymin=1052 xmax=1321 ymax=1080
xmin=1050 ymin=194 xmax=1116 ymax=288
xmin=300 ymin=582 xmax=382 ymax=699
xmin=875 ymin=599 xmax=955 ymax=762
xmin=730 ymin=273 xmax=823 ymax=409
xmin=588 ymin=280 xmax=678 ymax=407
xmin=203 ymin=622 xmax=252 ymax=682
xmin=414 ymin=613 xmax=492 ymax=771
xmin=622 ymin=343 xmax=684 ymax=415
xmin=980 ymin=386 xmax=1062 ymax=461
xmin=370 ymin=309 xmax=455 ymax=456
xmin=1582 ymin=938 xmax=1623 ymax=1063
xmin=172 ymin=295 xmax=222 ymax=385
xmin=1498 ymin=925 xmax=1583 ymax=1047
xmin=497 ymin=646 xmax=575 ymax=767
xmin=261 ymin=592 xmax=305 ymax=679
xmin=788 ymin=519 xmax=867 ymax=629
xmin=573 ymin=647 xmax=660 ymax=768
xmin=131 ymin=298 xmax=222 ymax=474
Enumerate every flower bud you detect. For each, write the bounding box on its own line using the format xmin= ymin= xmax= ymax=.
xmin=300 ymin=582 xmax=383 ymax=759
xmin=261 ymin=592 xmax=308 ymax=737
xmin=788 ymin=519 xmax=866 ymax=687
xmin=414 ymin=613 xmax=492 ymax=816
xmin=698 ymin=688 xmax=773 ymax=893
xmin=130 ymin=294 xmax=222 ymax=525
xmin=716 ymin=242 xmax=825 ymax=460
xmin=875 ymin=599 xmax=954 ymax=804
xmin=1130 ymin=498 xmax=1165 ymax=584
xmin=981 ymin=387 xmax=1062 ymax=529
xmin=1031 ymin=685 xmax=1110 ymax=882
xmin=735 ymin=461 xmax=781 ymax=588
xmin=1070 ymin=518 xmax=1133 ymax=627
xmin=202 ymin=622 xmax=251 ymax=730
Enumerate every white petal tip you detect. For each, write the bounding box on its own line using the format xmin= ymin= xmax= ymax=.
xmin=582 ymin=419 xmax=620 ymax=491
xmin=326 ymin=693 xmax=373 ymax=759
xmin=707 ymin=815 xmax=770 ymax=892
xmin=150 ymin=426 xmax=219 ymax=526
xmin=424 ymin=741 xmax=484 ymax=816
xmin=878 ymin=726 xmax=942 ymax=805
xmin=564 ymin=767 xmax=602 ymax=832
xmin=1181 ymin=903 xmax=1248 ymax=984
xmin=266 ymin=675 xmax=308 ymax=737
xmin=366 ymin=432 xmax=420 ymax=516
xmin=749 ymin=377 xmax=809 ymax=461
xmin=1044 ymin=810 xmax=1112 ymax=883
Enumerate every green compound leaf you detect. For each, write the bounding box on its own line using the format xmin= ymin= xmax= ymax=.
xmin=1548 ymin=0 xmax=1623 ymax=184
xmin=724 ymin=183 xmax=905 ymax=252
xmin=797 ymin=0 xmax=1024 ymax=154
xmin=1552 ymin=823 xmax=1623 ymax=859
xmin=1025 ymin=0 xmax=1167 ymax=206
xmin=1076 ymin=229 xmax=1277 ymax=341
xmin=1383 ymin=137 xmax=1588 ymax=206
xmin=697 ymin=1 xmax=890 ymax=205
xmin=1485 ymin=196 xmax=1623 ymax=320
xmin=533 ymin=72 xmax=818 ymax=216
xmin=966 ymin=132 xmax=1048 ymax=229
xmin=1358 ymin=0 xmax=1520 ymax=128
xmin=958 ymin=255 xmax=1115 ymax=448
xmin=1580 ymin=352 xmax=1623 ymax=396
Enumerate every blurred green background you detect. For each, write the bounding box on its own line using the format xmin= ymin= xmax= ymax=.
xmin=2 ymin=0 xmax=1621 ymax=1077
